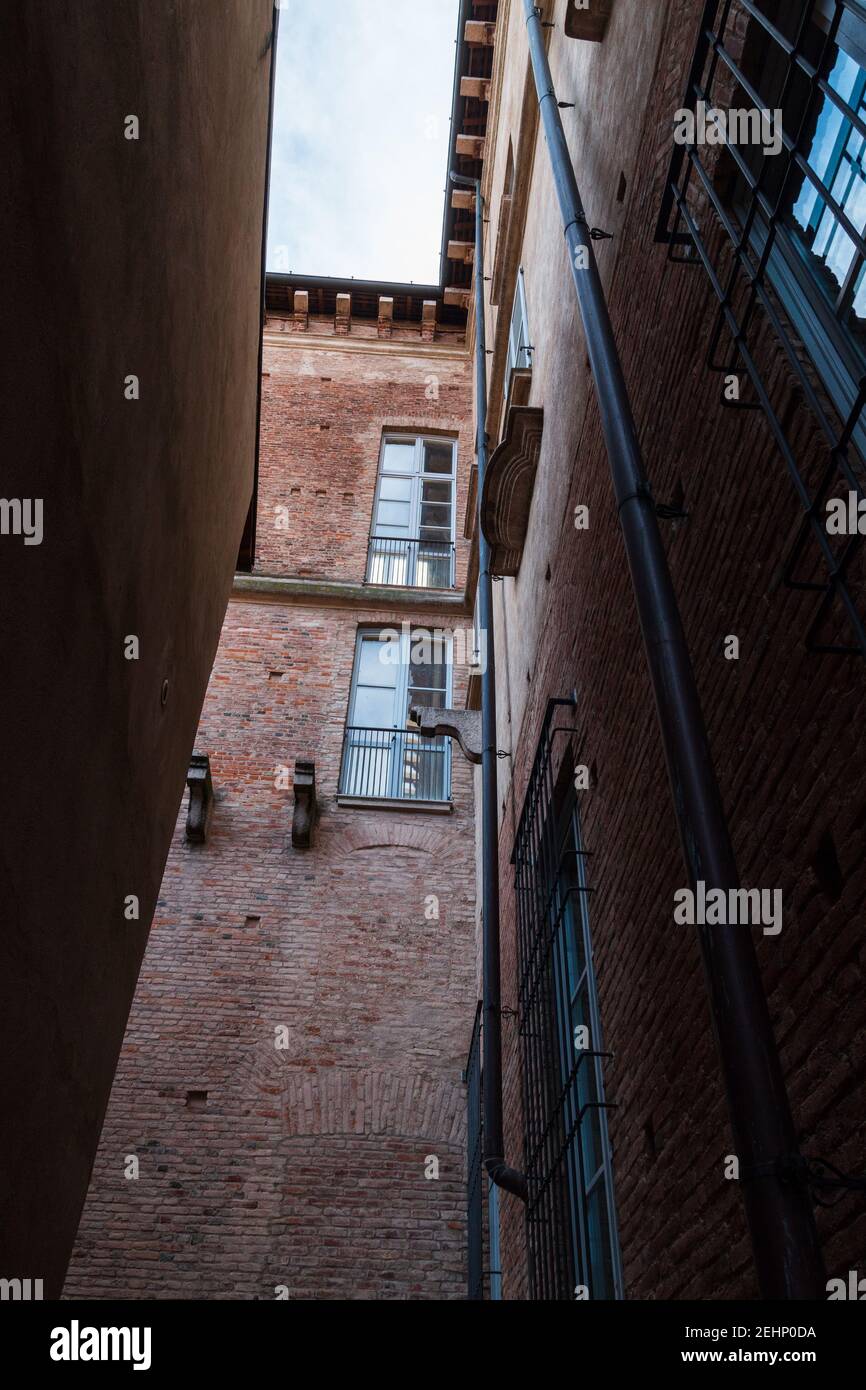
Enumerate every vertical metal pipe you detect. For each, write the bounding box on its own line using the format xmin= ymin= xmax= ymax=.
xmin=451 ymin=170 xmax=527 ymax=1203
xmin=522 ymin=0 xmax=824 ymax=1297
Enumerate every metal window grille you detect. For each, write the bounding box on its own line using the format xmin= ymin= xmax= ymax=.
xmin=465 ymin=1002 xmax=484 ymax=1300
xmin=512 ymin=698 xmax=622 ymax=1301
xmin=656 ymin=0 xmax=866 ymax=654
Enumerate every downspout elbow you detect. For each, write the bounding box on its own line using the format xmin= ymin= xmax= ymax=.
xmin=485 ymin=1157 xmax=528 ymax=1203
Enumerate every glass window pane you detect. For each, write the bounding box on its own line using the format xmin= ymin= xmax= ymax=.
xmin=382 ymin=441 xmax=415 ymax=473
xmin=423 ymin=441 xmax=454 ymax=474
xmin=847 ymin=260 xmax=866 ymax=329
xmin=585 ymin=1186 xmax=615 ymax=1300
xmin=352 ymin=685 xmax=396 ymax=728
xmin=421 ymin=479 xmax=452 ymax=504
xmin=407 ymin=687 xmax=446 ymax=710
xmin=356 ymin=638 xmax=398 ymax=688
xmin=376 ymin=500 xmax=411 ymax=529
xmin=420 ymin=502 xmax=451 ymax=529
xmin=378 ymin=476 xmax=412 ymax=502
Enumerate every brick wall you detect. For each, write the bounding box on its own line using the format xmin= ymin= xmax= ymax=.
xmin=486 ymin=0 xmax=866 ymax=1299
xmin=256 ymin=317 xmax=473 ymax=587
xmin=65 ymin=314 xmax=481 ymax=1299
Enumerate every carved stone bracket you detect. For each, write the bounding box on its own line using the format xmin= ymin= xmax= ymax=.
xmin=292 ymin=758 xmax=317 ymax=848
xmin=409 ymin=707 xmax=482 ymax=765
xmin=185 ymin=753 xmax=214 ymax=843
xmin=480 ymin=404 xmax=544 ymax=576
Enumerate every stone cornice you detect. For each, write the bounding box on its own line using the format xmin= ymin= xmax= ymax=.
xmin=233 ymin=571 xmax=472 ymax=616
xmin=262 ymin=328 xmax=469 ymax=363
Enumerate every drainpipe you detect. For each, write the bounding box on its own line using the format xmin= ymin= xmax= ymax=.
xmin=522 ymin=0 xmax=824 ymax=1298
xmin=451 ymin=169 xmax=527 ymax=1203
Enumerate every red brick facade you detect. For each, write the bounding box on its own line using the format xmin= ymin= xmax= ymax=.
xmin=487 ymin=0 xmax=866 ymax=1300
xmin=65 ymin=0 xmax=866 ymax=1303
xmin=65 ymin=312 xmax=482 ymax=1300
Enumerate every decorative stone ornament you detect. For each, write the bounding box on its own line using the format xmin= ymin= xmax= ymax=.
xmin=291 ymin=758 xmax=317 ymax=848
xmin=185 ymin=754 xmax=214 ymax=843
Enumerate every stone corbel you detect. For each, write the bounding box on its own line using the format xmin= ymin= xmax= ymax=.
xmin=185 ymin=754 xmax=214 ymax=843
xmin=408 ymin=708 xmax=482 ymax=765
xmin=292 ymin=758 xmax=317 ymax=848
xmin=481 ymin=404 xmax=544 ymax=576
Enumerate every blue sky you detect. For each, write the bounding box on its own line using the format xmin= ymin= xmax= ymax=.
xmin=267 ymin=0 xmax=460 ymax=284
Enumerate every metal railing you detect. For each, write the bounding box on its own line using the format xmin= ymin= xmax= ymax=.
xmin=365 ymin=535 xmax=455 ymax=589
xmin=338 ymin=726 xmax=451 ymax=802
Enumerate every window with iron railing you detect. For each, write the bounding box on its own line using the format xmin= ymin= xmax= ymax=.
xmin=657 ymin=0 xmax=866 ymax=653
xmin=512 ymin=698 xmax=623 ymax=1300
xmin=366 ymin=435 xmax=456 ymax=589
xmin=339 ymin=626 xmax=452 ymax=803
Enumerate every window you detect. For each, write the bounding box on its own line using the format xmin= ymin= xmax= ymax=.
xmin=512 ymin=699 xmax=622 ymax=1300
xmin=339 ymin=627 xmax=452 ymax=802
xmin=656 ymin=0 xmax=866 ymax=653
xmin=367 ymin=435 xmax=456 ymax=589
xmin=504 ymin=267 xmax=532 ymax=399
xmin=730 ymin=0 xmax=866 ymax=433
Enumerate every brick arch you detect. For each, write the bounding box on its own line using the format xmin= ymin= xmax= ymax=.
xmin=231 ymin=1062 xmax=465 ymax=1142
xmin=277 ymin=1067 xmax=466 ymax=1142
xmin=329 ymin=823 xmax=440 ymax=855
xmin=226 ymin=1048 xmax=466 ymax=1143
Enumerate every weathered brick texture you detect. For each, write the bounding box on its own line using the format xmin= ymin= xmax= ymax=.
xmin=489 ymin=0 xmax=866 ymax=1300
xmin=65 ymin=318 xmax=480 ymax=1300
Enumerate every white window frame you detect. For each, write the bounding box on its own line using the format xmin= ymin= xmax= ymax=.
xmin=504 ymin=266 xmax=532 ymax=398
xmin=367 ymin=434 xmax=457 ymax=588
xmin=341 ymin=626 xmax=453 ymax=802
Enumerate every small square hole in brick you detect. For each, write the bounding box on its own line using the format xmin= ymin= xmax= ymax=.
xmin=245 ymin=915 xmax=261 ymax=928
xmin=268 ymin=671 xmax=284 ymax=681
xmin=186 ymin=1090 xmax=207 ymax=1112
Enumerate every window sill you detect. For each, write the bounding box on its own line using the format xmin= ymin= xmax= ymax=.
xmin=335 ymin=796 xmax=453 ymax=815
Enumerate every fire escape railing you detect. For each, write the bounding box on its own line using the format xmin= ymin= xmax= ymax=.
xmin=656 ymin=0 xmax=866 ymax=655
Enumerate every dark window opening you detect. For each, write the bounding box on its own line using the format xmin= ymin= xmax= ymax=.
xmin=813 ymin=826 xmax=845 ymax=900
xmin=236 ymin=494 xmax=256 ymax=573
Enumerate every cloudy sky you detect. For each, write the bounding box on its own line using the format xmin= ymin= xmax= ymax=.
xmin=267 ymin=0 xmax=459 ymax=284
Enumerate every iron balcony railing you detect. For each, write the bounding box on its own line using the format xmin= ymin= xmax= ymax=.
xmin=365 ymin=535 xmax=456 ymax=589
xmin=338 ymin=726 xmax=451 ymax=802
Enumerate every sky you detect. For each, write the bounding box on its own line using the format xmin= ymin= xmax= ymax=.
xmin=267 ymin=0 xmax=460 ymax=284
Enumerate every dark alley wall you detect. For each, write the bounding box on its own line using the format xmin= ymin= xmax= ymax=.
xmin=0 ymin=0 xmax=275 ymax=1297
